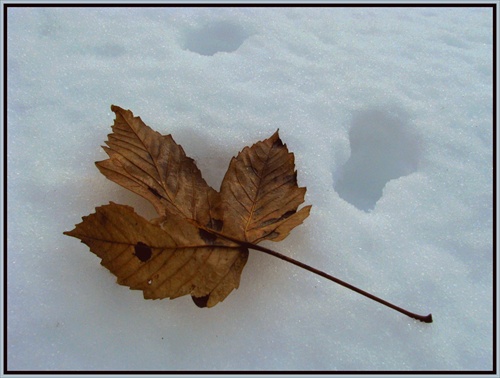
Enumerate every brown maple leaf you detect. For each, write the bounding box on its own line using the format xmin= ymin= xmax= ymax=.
xmin=64 ymin=106 xmax=432 ymax=322
xmin=65 ymin=105 xmax=310 ymax=308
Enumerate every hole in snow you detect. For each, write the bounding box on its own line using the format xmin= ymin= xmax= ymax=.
xmin=334 ymin=107 xmax=421 ymax=212
xmin=183 ymin=21 xmax=250 ymax=56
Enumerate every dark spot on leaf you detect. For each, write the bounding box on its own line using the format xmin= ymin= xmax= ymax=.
xmin=199 ymin=228 xmax=217 ymax=245
xmin=259 ymin=217 xmax=280 ymax=227
xmin=192 ymin=294 xmax=209 ymax=308
xmin=259 ymin=210 xmax=296 ymax=228
xmin=207 ymin=218 xmax=223 ymax=232
xmin=280 ymin=209 xmax=296 ymax=220
xmin=265 ymin=231 xmax=280 ymax=240
xmin=134 ymin=242 xmax=152 ymax=262
xmin=148 ymin=187 xmax=162 ymax=199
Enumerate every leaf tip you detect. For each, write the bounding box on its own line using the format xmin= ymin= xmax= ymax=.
xmin=110 ymin=104 xmax=121 ymax=113
xmin=63 ymin=227 xmax=79 ymax=239
xmin=270 ymin=130 xmax=284 ymax=148
xmin=110 ymin=104 xmax=133 ymax=119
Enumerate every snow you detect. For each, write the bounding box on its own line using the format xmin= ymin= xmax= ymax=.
xmin=6 ymin=6 xmax=493 ymax=371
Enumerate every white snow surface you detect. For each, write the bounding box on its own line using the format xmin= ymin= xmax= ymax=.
xmin=7 ymin=6 xmax=493 ymax=371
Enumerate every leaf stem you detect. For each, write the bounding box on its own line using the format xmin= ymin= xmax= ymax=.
xmin=249 ymin=242 xmax=432 ymax=323
xmin=211 ymin=230 xmax=432 ymax=323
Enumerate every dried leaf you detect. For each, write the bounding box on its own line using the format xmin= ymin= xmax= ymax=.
xmin=220 ymin=130 xmax=311 ymax=243
xmin=95 ymin=105 xmax=220 ymax=228
xmin=65 ymin=202 xmax=248 ymax=308
xmin=64 ymin=106 xmax=433 ymax=323
xmin=65 ymin=106 xmax=310 ymax=307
